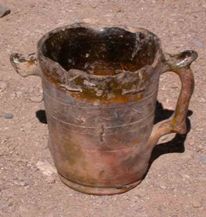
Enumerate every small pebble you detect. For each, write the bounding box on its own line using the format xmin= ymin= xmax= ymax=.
xmin=29 ymin=95 xmax=43 ymax=102
xmin=3 ymin=113 xmax=14 ymax=119
xmin=36 ymin=160 xmax=57 ymax=176
xmin=181 ymin=174 xmax=190 ymax=179
xmin=13 ymin=179 xmax=28 ymax=187
xmin=192 ymin=199 xmax=202 ymax=208
xmin=8 ymin=201 xmax=13 ymax=207
xmin=0 ymin=5 xmax=10 ymax=18
xmin=82 ymin=18 xmax=96 ymax=24
xmin=159 ymin=185 xmax=167 ymax=190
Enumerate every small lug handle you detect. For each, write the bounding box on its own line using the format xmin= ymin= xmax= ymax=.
xmin=10 ymin=52 xmax=41 ymax=77
xmin=10 ymin=52 xmax=43 ymax=102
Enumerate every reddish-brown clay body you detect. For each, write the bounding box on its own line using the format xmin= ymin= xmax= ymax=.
xmin=10 ymin=23 xmax=197 ymax=195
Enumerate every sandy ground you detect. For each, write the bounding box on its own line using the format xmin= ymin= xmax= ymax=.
xmin=0 ymin=0 xmax=206 ymax=216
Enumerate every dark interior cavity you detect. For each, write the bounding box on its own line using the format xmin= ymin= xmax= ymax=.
xmin=42 ymin=27 xmax=158 ymax=75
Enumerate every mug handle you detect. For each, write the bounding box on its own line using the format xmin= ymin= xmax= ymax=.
xmin=147 ymin=50 xmax=198 ymax=147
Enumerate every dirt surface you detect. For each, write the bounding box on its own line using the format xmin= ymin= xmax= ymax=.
xmin=0 ymin=0 xmax=206 ymax=216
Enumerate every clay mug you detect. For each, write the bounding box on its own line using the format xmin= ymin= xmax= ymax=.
xmin=10 ymin=23 xmax=197 ymax=195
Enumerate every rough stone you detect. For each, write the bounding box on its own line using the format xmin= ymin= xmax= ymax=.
xmin=0 ymin=5 xmax=10 ymax=18
xmin=29 ymin=95 xmax=43 ymax=102
xmin=3 ymin=113 xmax=14 ymax=119
xmin=13 ymin=179 xmax=28 ymax=187
xmin=192 ymin=199 xmax=202 ymax=208
xmin=36 ymin=161 xmax=57 ymax=176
